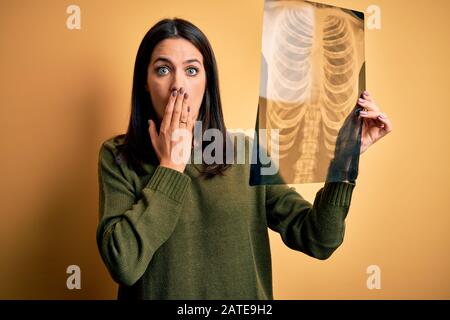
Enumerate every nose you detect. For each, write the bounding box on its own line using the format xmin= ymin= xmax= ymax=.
xmin=170 ymin=70 xmax=186 ymax=93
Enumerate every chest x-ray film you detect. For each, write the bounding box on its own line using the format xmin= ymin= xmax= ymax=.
xmin=250 ymin=0 xmax=366 ymax=186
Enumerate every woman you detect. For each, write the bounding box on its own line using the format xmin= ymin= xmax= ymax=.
xmin=96 ymin=18 xmax=392 ymax=300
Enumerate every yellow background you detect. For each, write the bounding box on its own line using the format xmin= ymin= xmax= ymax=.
xmin=1 ymin=0 xmax=449 ymax=299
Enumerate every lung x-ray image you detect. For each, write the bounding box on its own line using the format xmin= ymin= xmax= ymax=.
xmin=250 ymin=0 xmax=366 ymax=185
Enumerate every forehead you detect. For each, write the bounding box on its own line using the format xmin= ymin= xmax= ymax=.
xmin=151 ymin=38 xmax=203 ymax=63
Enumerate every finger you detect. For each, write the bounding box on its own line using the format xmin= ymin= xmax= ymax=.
xmin=171 ymin=88 xmax=185 ymax=130
xmin=375 ymin=113 xmax=393 ymax=133
xmin=360 ymin=111 xmax=393 ymax=132
xmin=179 ymin=92 xmax=189 ymax=126
xmin=357 ymin=97 xmax=378 ymax=112
xmin=359 ymin=110 xmax=382 ymax=119
xmin=160 ymin=89 xmax=178 ymax=133
xmin=362 ymin=90 xmax=374 ymax=102
xmin=187 ymin=105 xmax=194 ymax=130
xmin=148 ymin=119 xmax=159 ymax=151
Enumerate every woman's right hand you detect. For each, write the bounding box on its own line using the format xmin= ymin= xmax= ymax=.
xmin=148 ymin=87 xmax=194 ymax=173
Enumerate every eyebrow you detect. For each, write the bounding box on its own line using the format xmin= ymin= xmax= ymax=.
xmin=153 ymin=56 xmax=202 ymax=65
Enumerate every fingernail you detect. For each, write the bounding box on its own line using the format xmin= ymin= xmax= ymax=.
xmin=172 ymin=90 xmax=177 ymax=97
xmin=180 ymin=87 xmax=185 ymax=94
xmin=378 ymin=113 xmax=386 ymax=119
xmin=363 ymin=90 xmax=369 ymax=96
xmin=184 ymin=92 xmax=188 ymax=99
xmin=360 ymin=111 xmax=368 ymax=115
xmin=358 ymin=98 xmax=365 ymax=103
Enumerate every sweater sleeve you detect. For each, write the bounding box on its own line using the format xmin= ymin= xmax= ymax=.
xmin=96 ymin=142 xmax=191 ymax=286
xmin=265 ymin=181 xmax=355 ymax=260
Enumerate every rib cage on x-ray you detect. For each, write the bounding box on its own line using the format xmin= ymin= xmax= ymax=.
xmin=254 ymin=0 xmax=365 ymax=184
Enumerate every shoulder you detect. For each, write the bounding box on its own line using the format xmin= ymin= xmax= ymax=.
xmin=101 ymin=133 xmax=126 ymax=152
xmin=99 ymin=133 xmax=126 ymax=165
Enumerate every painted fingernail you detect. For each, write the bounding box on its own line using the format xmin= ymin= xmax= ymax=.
xmin=184 ymin=92 xmax=188 ymax=99
xmin=172 ymin=89 xmax=177 ymax=97
xmin=363 ymin=90 xmax=369 ymax=96
xmin=358 ymin=98 xmax=365 ymax=103
xmin=360 ymin=111 xmax=368 ymax=115
xmin=180 ymin=87 xmax=185 ymax=94
xmin=378 ymin=113 xmax=386 ymax=119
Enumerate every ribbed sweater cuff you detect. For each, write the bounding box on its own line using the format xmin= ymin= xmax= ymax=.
xmin=321 ymin=181 xmax=355 ymax=206
xmin=145 ymin=166 xmax=191 ymax=203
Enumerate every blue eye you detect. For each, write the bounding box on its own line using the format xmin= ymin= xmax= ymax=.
xmin=155 ymin=66 xmax=199 ymax=77
xmin=157 ymin=66 xmax=169 ymax=76
xmin=187 ymin=67 xmax=199 ymax=76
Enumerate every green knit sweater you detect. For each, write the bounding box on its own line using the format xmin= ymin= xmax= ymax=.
xmin=96 ymin=134 xmax=355 ymax=299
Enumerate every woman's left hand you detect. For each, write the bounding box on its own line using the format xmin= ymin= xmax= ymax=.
xmin=357 ymin=91 xmax=393 ymax=154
